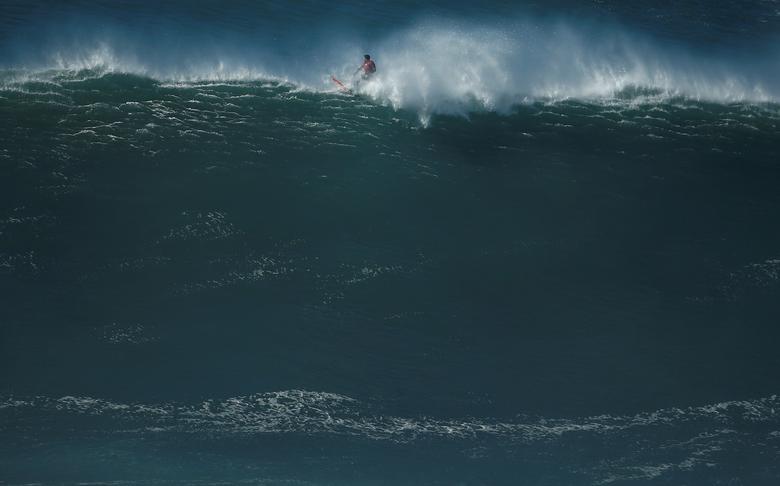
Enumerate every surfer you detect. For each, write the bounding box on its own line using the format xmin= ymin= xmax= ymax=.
xmin=331 ymin=54 xmax=375 ymax=93
xmin=355 ymin=54 xmax=376 ymax=80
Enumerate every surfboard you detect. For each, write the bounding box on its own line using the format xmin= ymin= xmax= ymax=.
xmin=331 ymin=75 xmax=352 ymax=94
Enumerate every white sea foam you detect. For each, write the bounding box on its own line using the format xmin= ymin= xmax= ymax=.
xmin=2 ymin=391 xmax=778 ymax=442
xmin=344 ymin=20 xmax=777 ymax=122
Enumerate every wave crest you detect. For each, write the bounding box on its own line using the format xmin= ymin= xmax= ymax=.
xmin=3 ymin=16 xmax=779 ymax=120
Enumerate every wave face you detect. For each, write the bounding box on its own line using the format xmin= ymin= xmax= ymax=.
xmin=2 ymin=72 xmax=778 ymax=149
xmin=2 ymin=1 xmax=780 ymax=485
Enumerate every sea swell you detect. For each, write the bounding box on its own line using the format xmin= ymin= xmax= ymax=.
xmin=3 ymin=4 xmax=780 ymax=485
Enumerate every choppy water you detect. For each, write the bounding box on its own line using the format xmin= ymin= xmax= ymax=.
xmin=1 ymin=1 xmax=780 ymax=485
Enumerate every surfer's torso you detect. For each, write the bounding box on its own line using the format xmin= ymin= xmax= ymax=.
xmin=362 ymin=59 xmax=376 ymax=75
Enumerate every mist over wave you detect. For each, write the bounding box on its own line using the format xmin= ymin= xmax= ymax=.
xmin=3 ymin=12 xmax=779 ymax=120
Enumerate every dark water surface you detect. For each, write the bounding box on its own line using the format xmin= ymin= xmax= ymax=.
xmin=1 ymin=1 xmax=780 ymax=485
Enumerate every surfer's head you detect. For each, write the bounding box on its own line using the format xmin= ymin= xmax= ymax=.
xmin=364 ymin=54 xmax=371 ymax=60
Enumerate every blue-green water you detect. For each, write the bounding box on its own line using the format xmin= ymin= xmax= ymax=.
xmin=1 ymin=1 xmax=780 ymax=485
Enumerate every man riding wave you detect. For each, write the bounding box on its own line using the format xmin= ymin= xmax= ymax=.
xmin=332 ymin=54 xmax=376 ymax=93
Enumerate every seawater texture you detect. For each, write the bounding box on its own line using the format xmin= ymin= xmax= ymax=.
xmin=2 ymin=1 xmax=780 ymax=485
xmin=1 ymin=391 xmax=779 ymax=484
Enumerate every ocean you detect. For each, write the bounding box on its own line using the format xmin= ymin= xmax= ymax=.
xmin=1 ymin=1 xmax=780 ymax=484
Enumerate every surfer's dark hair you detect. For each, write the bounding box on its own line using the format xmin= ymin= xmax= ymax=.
xmin=364 ymin=54 xmax=370 ymax=59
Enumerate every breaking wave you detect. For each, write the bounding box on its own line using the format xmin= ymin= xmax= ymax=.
xmin=2 ymin=13 xmax=779 ymax=120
